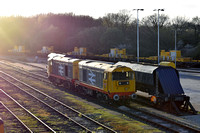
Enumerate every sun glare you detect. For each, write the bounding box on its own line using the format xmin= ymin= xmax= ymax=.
xmin=0 ymin=0 xmax=199 ymax=18
xmin=0 ymin=0 xmax=45 ymax=17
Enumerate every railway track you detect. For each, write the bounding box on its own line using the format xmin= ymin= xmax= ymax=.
xmin=0 ymin=90 xmax=55 ymax=133
xmin=115 ymin=104 xmax=200 ymax=133
xmin=1 ymin=57 xmax=200 ymax=132
xmin=0 ymin=101 xmax=34 ymax=133
xmin=0 ymin=59 xmax=47 ymax=77
xmin=0 ymin=56 xmax=46 ymax=71
xmin=77 ymin=93 xmax=200 ymax=133
xmin=0 ymin=61 xmax=50 ymax=84
xmin=2 ymin=57 xmax=200 ymax=80
xmin=0 ymin=71 xmax=117 ymax=133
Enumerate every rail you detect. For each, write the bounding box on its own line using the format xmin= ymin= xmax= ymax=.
xmin=0 ymin=71 xmax=117 ymax=133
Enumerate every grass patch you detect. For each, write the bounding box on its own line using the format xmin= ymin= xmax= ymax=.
xmin=58 ymin=96 xmax=161 ymax=132
xmin=34 ymin=109 xmax=51 ymax=117
xmin=30 ymin=83 xmax=160 ymax=132
xmin=2 ymin=68 xmax=161 ymax=132
xmin=19 ymin=116 xmax=38 ymax=126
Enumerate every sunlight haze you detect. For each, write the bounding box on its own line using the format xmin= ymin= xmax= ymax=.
xmin=0 ymin=0 xmax=199 ymax=19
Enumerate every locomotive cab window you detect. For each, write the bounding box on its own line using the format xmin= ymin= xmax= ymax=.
xmin=112 ymin=71 xmax=133 ymax=80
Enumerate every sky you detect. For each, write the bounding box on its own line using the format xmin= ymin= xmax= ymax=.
xmin=0 ymin=0 xmax=199 ymax=19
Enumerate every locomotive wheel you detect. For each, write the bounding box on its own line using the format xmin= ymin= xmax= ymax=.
xmin=97 ymin=93 xmax=103 ymax=100
xmin=103 ymin=94 xmax=109 ymax=101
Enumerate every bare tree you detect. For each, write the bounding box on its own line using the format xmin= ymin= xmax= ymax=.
xmin=142 ymin=13 xmax=170 ymax=29
xmin=191 ymin=16 xmax=200 ymax=44
xmin=102 ymin=10 xmax=132 ymax=32
xmin=171 ymin=16 xmax=189 ymax=32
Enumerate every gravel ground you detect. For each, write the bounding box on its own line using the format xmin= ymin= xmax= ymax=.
xmin=180 ymin=114 xmax=200 ymax=127
xmin=179 ymin=71 xmax=200 ymax=111
xmin=179 ymin=70 xmax=200 ymax=127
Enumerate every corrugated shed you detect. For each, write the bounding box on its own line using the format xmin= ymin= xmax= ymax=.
xmin=157 ymin=67 xmax=184 ymax=95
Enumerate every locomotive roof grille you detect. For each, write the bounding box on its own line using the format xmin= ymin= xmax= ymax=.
xmin=86 ymin=61 xmax=93 ymax=63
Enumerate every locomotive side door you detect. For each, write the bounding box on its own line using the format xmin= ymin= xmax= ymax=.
xmin=47 ymin=59 xmax=53 ymax=77
xmin=103 ymin=72 xmax=109 ymax=92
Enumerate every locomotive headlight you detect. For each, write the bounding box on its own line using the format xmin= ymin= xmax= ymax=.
xmin=131 ymin=93 xmax=137 ymax=99
xmin=113 ymin=94 xmax=120 ymax=101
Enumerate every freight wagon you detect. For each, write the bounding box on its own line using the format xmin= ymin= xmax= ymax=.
xmin=115 ymin=61 xmax=197 ymax=114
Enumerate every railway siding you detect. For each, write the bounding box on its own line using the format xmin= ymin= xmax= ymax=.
xmin=118 ymin=105 xmax=200 ymax=133
xmin=0 ymin=89 xmax=55 ymax=133
xmin=2 ymin=55 xmax=200 ymax=131
xmin=0 ymin=59 xmax=161 ymax=132
xmin=0 ymin=71 xmax=117 ymax=133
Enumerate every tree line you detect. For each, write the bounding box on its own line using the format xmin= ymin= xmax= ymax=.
xmin=0 ymin=11 xmax=199 ymax=58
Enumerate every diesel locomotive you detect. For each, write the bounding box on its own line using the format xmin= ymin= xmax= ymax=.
xmin=47 ymin=53 xmax=136 ymax=101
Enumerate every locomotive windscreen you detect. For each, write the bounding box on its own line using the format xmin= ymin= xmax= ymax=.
xmin=112 ymin=72 xmax=133 ymax=80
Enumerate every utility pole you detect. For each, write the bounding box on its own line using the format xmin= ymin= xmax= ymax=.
xmin=175 ymin=29 xmax=177 ymax=67
xmin=133 ymin=9 xmax=144 ymax=63
xmin=154 ymin=9 xmax=164 ymax=64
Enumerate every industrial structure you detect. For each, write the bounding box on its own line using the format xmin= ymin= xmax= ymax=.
xmin=37 ymin=46 xmax=54 ymax=54
xmin=8 ymin=45 xmax=30 ymax=53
